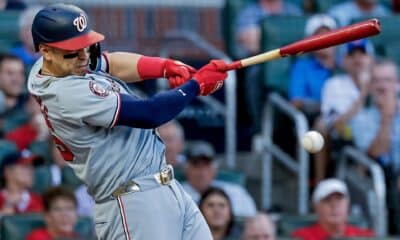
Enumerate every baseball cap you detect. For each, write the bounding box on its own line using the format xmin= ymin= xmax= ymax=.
xmin=305 ymin=14 xmax=337 ymax=36
xmin=186 ymin=141 xmax=215 ymax=163
xmin=312 ymin=178 xmax=349 ymax=204
xmin=1 ymin=150 xmax=43 ymax=170
xmin=345 ymin=39 xmax=374 ymax=55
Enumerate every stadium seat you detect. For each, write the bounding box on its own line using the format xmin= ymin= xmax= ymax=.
xmin=32 ymin=165 xmax=83 ymax=194
xmin=29 ymin=140 xmax=51 ymax=164
xmin=0 ymin=11 xmax=21 ymax=51
xmin=2 ymin=109 xmax=29 ymax=134
xmin=0 ymin=140 xmax=18 ymax=167
xmin=0 ymin=213 xmax=95 ymax=240
xmin=384 ymin=43 xmax=400 ymax=66
xmin=278 ymin=214 xmax=369 ymax=236
xmin=260 ymin=16 xmax=307 ymax=96
xmin=173 ymin=167 xmax=246 ymax=186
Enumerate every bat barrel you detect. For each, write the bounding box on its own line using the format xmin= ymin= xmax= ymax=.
xmin=280 ymin=18 xmax=381 ymax=56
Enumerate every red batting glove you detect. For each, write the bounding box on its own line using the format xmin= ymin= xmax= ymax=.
xmin=193 ymin=60 xmax=228 ymax=96
xmin=164 ymin=59 xmax=197 ymax=88
xmin=137 ymin=56 xmax=196 ymax=88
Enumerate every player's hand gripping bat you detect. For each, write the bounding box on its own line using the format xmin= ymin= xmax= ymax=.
xmin=222 ymin=18 xmax=381 ymax=71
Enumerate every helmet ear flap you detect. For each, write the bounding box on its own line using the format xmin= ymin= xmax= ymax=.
xmin=89 ymin=43 xmax=101 ymax=71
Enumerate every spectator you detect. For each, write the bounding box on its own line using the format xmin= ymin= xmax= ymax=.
xmin=316 ymin=39 xmax=374 ymax=180
xmin=289 ymin=14 xmax=338 ymax=122
xmin=10 ymin=6 xmax=42 ymax=68
xmin=350 ymin=59 xmax=400 ymax=234
xmin=235 ymin=0 xmax=302 ymax=57
xmin=157 ymin=120 xmax=185 ymax=167
xmin=328 ymin=0 xmax=390 ymax=27
xmin=199 ymin=187 xmax=241 ymax=240
xmin=0 ymin=150 xmax=43 ymax=215
xmin=241 ymin=212 xmax=276 ymax=240
xmin=181 ymin=140 xmax=256 ymax=217
xmin=26 ymin=186 xmax=79 ymax=240
xmin=292 ymin=178 xmax=374 ymax=239
xmin=0 ymin=54 xmax=28 ymax=135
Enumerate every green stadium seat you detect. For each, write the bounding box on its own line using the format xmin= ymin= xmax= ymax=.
xmin=2 ymin=108 xmax=29 ymax=134
xmin=316 ymin=0 xmax=348 ymax=13
xmin=0 ymin=213 xmax=95 ymax=240
xmin=221 ymin=0 xmax=256 ymax=58
xmin=349 ymin=16 xmax=400 ymax=57
xmin=29 ymin=140 xmax=51 ymax=164
xmin=260 ymin=16 xmax=308 ymax=96
xmin=173 ymin=167 xmax=246 ymax=187
xmin=0 ymin=140 xmax=18 ymax=167
xmin=32 ymin=165 xmax=83 ymax=194
xmin=384 ymin=43 xmax=400 ymax=66
xmin=0 ymin=11 xmax=21 ymax=51
xmin=278 ymin=214 xmax=369 ymax=237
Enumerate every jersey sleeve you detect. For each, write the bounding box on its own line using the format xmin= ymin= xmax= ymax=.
xmin=56 ymin=78 xmax=120 ymax=128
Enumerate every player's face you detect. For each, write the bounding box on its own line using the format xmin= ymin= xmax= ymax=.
xmin=200 ymin=193 xmax=231 ymax=229
xmin=42 ymin=45 xmax=90 ymax=77
xmin=0 ymin=59 xmax=25 ymax=97
xmin=45 ymin=198 xmax=77 ymax=235
xmin=315 ymin=193 xmax=349 ymax=225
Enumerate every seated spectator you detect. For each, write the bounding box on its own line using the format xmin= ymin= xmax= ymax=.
xmin=26 ymin=186 xmax=79 ymax=240
xmin=157 ymin=120 xmax=186 ymax=167
xmin=292 ymin=178 xmax=374 ymax=240
xmin=181 ymin=140 xmax=256 ymax=217
xmin=241 ymin=212 xmax=276 ymax=240
xmin=0 ymin=150 xmax=43 ymax=215
xmin=199 ymin=187 xmax=241 ymax=240
xmin=350 ymin=59 xmax=400 ymax=234
xmin=328 ymin=0 xmax=390 ymax=27
xmin=10 ymin=6 xmax=42 ymax=69
xmin=289 ymin=14 xmax=337 ymax=123
xmin=235 ymin=0 xmax=302 ymax=57
xmin=0 ymin=54 xmax=29 ymax=135
xmin=316 ymin=39 xmax=374 ymax=180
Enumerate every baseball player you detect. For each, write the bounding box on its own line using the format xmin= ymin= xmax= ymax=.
xmin=27 ymin=3 xmax=229 ymax=240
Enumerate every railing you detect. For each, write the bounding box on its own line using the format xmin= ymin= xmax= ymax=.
xmin=261 ymin=93 xmax=310 ymax=214
xmin=337 ymin=146 xmax=387 ymax=236
xmin=159 ymin=30 xmax=237 ymax=169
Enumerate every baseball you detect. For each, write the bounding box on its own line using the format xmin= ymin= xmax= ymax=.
xmin=301 ymin=131 xmax=324 ymax=153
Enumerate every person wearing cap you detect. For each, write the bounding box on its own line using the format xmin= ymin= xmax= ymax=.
xmin=328 ymin=0 xmax=390 ymax=27
xmin=316 ymin=39 xmax=374 ymax=180
xmin=181 ymin=140 xmax=257 ymax=217
xmin=0 ymin=150 xmax=43 ymax=215
xmin=289 ymin=14 xmax=338 ymax=122
xmin=292 ymin=179 xmax=374 ymax=239
xmin=350 ymin=59 xmax=400 ymax=234
xmin=27 ymin=3 xmax=230 ymax=240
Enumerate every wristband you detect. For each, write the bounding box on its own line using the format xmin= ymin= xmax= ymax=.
xmin=137 ymin=56 xmax=166 ymax=80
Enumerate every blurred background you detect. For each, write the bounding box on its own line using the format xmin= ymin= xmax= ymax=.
xmin=0 ymin=0 xmax=400 ymax=239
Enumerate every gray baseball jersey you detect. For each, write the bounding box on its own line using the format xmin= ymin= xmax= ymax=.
xmin=28 ymin=58 xmax=212 ymax=240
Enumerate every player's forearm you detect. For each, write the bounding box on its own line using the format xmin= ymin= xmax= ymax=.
xmin=116 ymin=80 xmax=199 ymax=129
xmin=106 ymin=52 xmax=142 ymax=83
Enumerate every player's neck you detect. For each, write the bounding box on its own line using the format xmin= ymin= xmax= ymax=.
xmin=41 ymin=60 xmax=67 ymax=77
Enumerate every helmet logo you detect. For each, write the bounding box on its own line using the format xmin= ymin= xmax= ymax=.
xmin=73 ymin=13 xmax=87 ymax=32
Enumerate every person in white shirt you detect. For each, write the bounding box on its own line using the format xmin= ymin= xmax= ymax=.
xmin=181 ymin=140 xmax=257 ymax=217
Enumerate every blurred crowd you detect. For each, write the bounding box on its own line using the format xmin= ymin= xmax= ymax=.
xmin=0 ymin=0 xmax=399 ymax=239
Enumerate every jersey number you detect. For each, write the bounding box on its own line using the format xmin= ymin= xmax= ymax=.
xmin=34 ymin=96 xmax=75 ymax=161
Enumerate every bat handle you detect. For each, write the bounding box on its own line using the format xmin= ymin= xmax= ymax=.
xmin=223 ymin=61 xmax=243 ymax=71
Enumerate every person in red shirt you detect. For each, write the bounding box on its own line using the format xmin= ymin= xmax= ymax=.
xmin=0 ymin=150 xmax=43 ymax=215
xmin=26 ymin=186 xmax=79 ymax=240
xmin=292 ymin=178 xmax=374 ymax=240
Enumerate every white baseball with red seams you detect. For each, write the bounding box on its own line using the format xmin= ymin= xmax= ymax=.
xmin=301 ymin=131 xmax=324 ymax=153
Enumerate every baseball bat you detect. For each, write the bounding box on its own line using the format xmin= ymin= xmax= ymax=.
xmin=224 ymin=18 xmax=381 ymax=71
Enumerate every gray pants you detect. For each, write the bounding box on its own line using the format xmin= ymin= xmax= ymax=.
xmin=94 ymin=178 xmax=212 ymax=240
